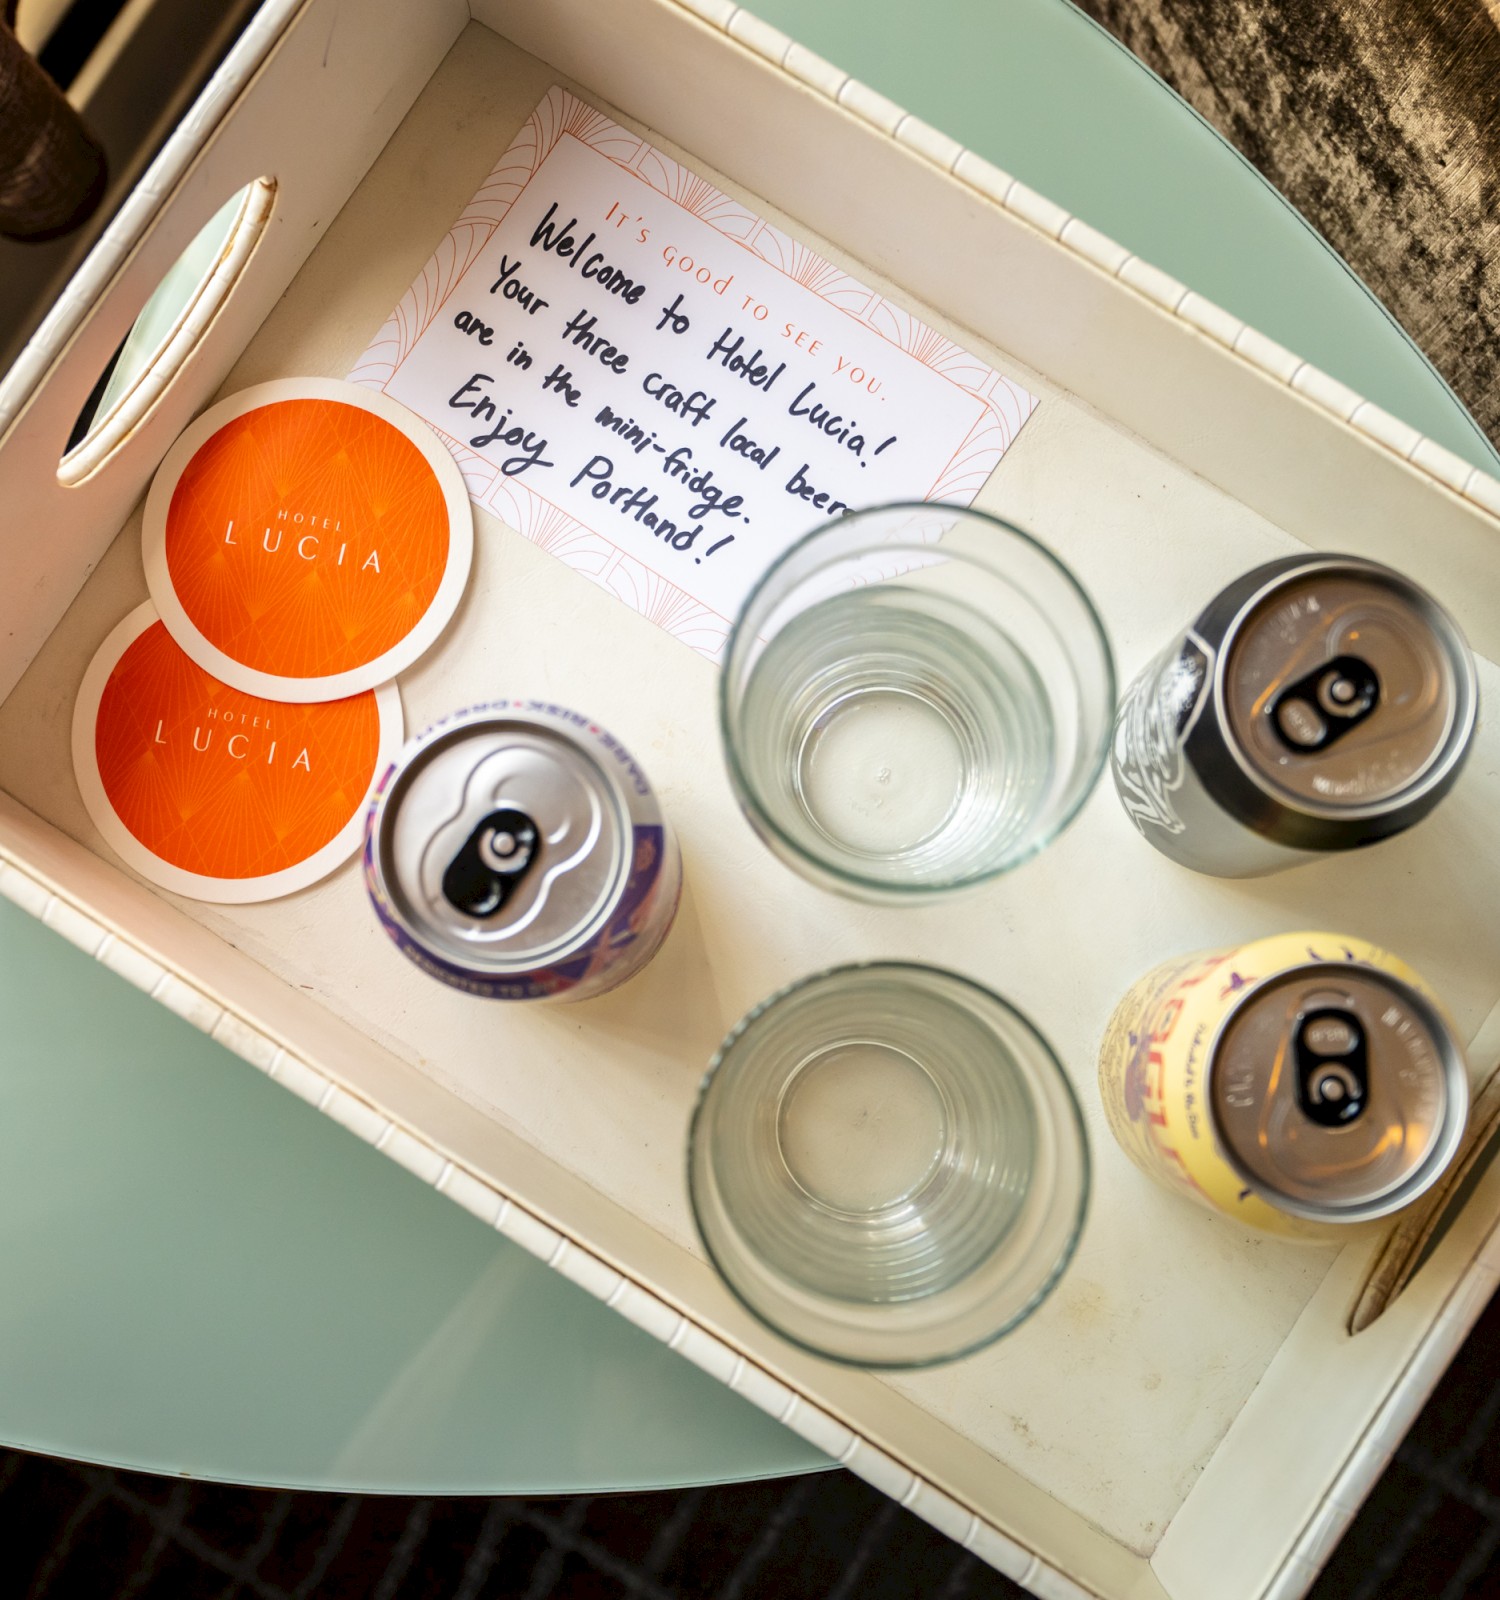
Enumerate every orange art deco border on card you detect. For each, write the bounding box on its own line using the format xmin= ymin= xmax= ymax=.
xmin=72 ymin=603 xmax=404 ymax=903
xmin=350 ymin=86 xmax=1038 ymax=662
xmin=142 ymin=378 xmax=474 ymax=703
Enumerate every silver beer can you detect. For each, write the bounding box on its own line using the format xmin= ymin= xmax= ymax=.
xmin=1111 ymin=554 xmax=1477 ymax=876
xmin=365 ymin=702 xmax=681 ymax=1001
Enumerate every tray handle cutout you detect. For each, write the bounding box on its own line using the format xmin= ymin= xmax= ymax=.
xmin=56 ymin=175 xmax=276 ymax=487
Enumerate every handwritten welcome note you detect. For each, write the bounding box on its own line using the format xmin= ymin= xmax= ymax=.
xmin=352 ymin=88 xmax=1037 ymax=659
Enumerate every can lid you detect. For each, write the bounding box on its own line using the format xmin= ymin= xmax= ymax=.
xmin=376 ymin=715 xmax=628 ymax=974
xmin=1221 ymin=562 xmax=1473 ymax=815
xmin=1210 ymin=963 xmax=1466 ymax=1220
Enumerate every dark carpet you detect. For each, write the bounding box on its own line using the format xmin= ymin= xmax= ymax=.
xmin=1071 ymin=0 xmax=1500 ymax=451
xmin=6 ymin=1 xmax=1500 ymax=1596
xmin=9 ymin=1272 xmax=1500 ymax=1597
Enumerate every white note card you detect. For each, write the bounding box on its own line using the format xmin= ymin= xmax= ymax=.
xmin=353 ymin=87 xmax=1038 ymax=660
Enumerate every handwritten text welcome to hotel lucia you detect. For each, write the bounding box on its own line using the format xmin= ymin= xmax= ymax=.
xmin=358 ymin=89 xmax=1037 ymax=659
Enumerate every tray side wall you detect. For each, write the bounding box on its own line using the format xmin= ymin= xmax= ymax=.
xmin=3 ymin=2 xmax=1499 ymax=1599
xmin=0 ymin=0 xmax=469 ymax=707
xmin=1153 ymin=1177 xmax=1500 ymax=1600
xmin=0 ymin=789 xmax=1161 ymax=1600
xmin=482 ymin=0 xmax=1500 ymax=664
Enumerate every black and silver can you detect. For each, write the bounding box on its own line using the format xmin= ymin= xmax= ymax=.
xmin=1111 ymin=554 xmax=1477 ymax=876
xmin=365 ymin=702 xmax=681 ymax=1001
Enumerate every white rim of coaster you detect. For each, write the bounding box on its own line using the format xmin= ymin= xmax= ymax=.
xmin=72 ymin=602 xmax=405 ymax=903
xmin=142 ymin=377 xmax=473 ymax=702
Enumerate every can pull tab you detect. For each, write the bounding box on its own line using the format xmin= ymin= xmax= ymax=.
xmin=1295 ymin=1008 xmax=1369 ymax=1126
xmin=442 ymin=808 xmax=538 ymax=917
xmin=1271 ymin=655 xmax=1380 ymax=753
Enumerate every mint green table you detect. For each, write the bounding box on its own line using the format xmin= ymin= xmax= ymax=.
xmin=3 ymin=0 xmax=1491 ymax=1496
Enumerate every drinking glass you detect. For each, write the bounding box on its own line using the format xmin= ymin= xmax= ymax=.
xmin=720 ymin=503 xmax=1115 ymax=900
xmin=688 ymin=963 xmax=1089 ymax=1368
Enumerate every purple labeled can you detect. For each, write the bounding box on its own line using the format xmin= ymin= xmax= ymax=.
xmin=365 ymin=702 xmax=681 ymax=1001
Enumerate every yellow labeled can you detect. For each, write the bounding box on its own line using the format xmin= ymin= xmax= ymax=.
xmin=1098 ymin=932 xmax=1469 ymax=1237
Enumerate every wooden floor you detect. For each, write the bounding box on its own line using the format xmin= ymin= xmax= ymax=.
xmin=1072 ymin=0 xmax=1500 ymax=450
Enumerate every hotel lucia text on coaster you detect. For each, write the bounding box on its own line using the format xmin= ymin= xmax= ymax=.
xmin=71 ymin=84 xmax=1481 ymax=1364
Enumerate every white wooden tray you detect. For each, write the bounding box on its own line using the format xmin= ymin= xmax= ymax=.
xmin=3 ymin=4 xmax=1500 ymax=1598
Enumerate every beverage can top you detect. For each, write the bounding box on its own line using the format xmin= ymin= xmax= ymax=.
xmin=1220 ymin=560 xmax=1474 ymax=815
xmin=371 ymin=711 xmax=628 ymax=975
xmin=1210 ymin=962 xmax=1468 ymax=1221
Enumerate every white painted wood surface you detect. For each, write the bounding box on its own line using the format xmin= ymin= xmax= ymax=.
xmin=2 ymin=4 xmax=1499 ymax=1598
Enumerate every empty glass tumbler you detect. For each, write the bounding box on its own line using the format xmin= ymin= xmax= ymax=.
xmin=688 ymin=963 xmax=1090 ymax=1367
xmin=720 ymin=504 xmax=1115 ymax=900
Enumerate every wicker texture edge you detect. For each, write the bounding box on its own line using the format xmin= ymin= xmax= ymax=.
xmin=0 ymin=0 xmax=306 ymax=437
xmin=0 ymin=0 xmax=1495 ymax=1594
xmin=8 ymin=827 xmax=1500 ymax=1600
xmin=1258 ymin=1253 xmax=1500 ymax=1600
xmin=0 ymin=850 xmax=1093 ymax=1598
xmin=9 ymin=828 xmax=1498 ymax=1600
xmin=657 ymin=12 xmax=1500 ymax=1593
xmin=686 ymin=0 xmax=1500 ymax=525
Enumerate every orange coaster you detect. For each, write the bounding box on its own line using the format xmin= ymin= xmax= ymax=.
xmin=143 ymin=379 xmax=472 ymax=702
xmin=72 ymin=604 xmax=403 ymax=902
